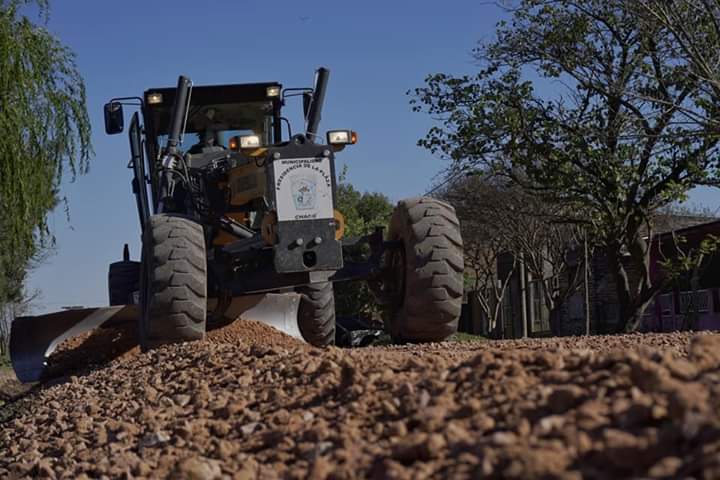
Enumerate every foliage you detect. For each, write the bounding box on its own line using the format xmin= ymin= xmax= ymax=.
xmin=639 ymin=0 xmax=720 ymax=91
xmin=412 ymin=0 xmax=720 ymax=331
xmin=335 ymin=167 xmax=394 ymax=238
xmin=0 ymin=0 xmax=91 ymax=304
xmin=658 ymin=234 xmax=720 ymax=283
xmin=657 ymin=225 xmax=720 ymax=330
xmin=334 ymin=168 xmax=394 ymax=320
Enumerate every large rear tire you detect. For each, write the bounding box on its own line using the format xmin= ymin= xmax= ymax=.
xmin=385 ymin=197 xmax=464 ymax=343
xmin=108 ymin=261 xmax=140 ymax=306
xmin=140 ymin=214 xmax=207 ymax=351
xmin=296 ymin=282 xmax=336 ymax=347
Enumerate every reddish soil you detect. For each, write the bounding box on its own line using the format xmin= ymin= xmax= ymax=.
xmin=1 ymin=322 xmax=719 ymax=479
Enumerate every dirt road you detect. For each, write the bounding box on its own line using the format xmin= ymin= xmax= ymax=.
xmin=1 ymin=321 xmax=719 ymax=479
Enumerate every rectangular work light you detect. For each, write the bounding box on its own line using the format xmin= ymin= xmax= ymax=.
xmin=239 ymin=134 xmax=262 ymax=149
xmin=327 ymin=130 xmax=357 ymax=145
xmin=146 ymin=93 xmax=163 ymax=105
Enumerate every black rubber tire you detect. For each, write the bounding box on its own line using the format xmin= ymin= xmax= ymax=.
xmin=140 ymin=214 xmax=207 ymax=351
xmin=296 ymin=282 xmax=336 ymax=347
xmin=385 ymin=197 xmax=464 ymax=343
xmin=108 ymin=261 xmax=140 ymax=306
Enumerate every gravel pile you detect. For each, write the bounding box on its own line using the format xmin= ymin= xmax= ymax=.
xmin=1 ymin=323 xmax=719 ymax=479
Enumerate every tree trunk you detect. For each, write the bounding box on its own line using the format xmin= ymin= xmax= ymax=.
xmin=622 ymin=301 xmax=651 ymax=333
xmin=548 ymin=305 xmax=562 ymax=336
xmin=606 ymin=241 xmax=656 ymax=333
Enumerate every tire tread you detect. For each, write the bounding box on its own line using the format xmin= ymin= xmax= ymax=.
xmin=386 ymin=197 xmax=464 ymax=343
xmin=296 ymin=282 xmax=335 ymax=347
xmin=142 ymin=214 xmax=207 ymax=350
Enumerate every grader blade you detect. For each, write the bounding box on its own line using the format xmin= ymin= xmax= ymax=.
xmin=10 ymin=306 xmax=137 ymax=383
xmin=9 ymin=293 xmax=303 ymax=384
xmin=212 ymin=293 xmax=303 ymax=340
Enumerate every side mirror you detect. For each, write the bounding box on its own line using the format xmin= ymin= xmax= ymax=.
xmin=104 ymin=102 xmax=124 ymax=134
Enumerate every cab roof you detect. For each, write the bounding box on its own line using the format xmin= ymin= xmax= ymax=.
xmin=144 ymin=81 xmax=281 ymax=106
xmin=144 ymin=82 xmax=281 ymax=136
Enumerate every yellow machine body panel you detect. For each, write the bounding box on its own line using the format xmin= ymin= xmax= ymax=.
xmin=212 ymin=162 xmax=267 ymax=246
xmin=228 ymin=162 xmax=267 ymax=207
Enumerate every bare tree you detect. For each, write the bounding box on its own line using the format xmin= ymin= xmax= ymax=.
xmin=440 ymin=178 xmax=517 ymax=335
xmin=502 ymin=199 xmax=589 ymax=334
xmin=442 ymin=176 xmax=589 ymax=336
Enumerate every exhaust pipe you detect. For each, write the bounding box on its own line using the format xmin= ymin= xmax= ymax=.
xmin=305 ymin=67 xmax=329 ymax=142
xmin=166 ymin=75 xmax=192 ymax=155
xmin=159 ymin=75 xmax=192 ymax=213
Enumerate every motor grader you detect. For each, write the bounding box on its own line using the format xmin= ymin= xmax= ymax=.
xmin=10 ymin=67 xmax=464 ymax=382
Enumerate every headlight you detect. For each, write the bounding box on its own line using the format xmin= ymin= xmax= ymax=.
xmin=327 ymin=130 xmax=357 ymax=145
xmin=146 ymin=93 xmax=163 ymax=105
xmin=239 ymin=134 xmax=262 ymax=149
xmin=266 ymin=86 xmax=281 ymax=98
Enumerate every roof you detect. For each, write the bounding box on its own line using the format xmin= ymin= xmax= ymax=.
xmin=652 ymin=214 xmax=718 ymax=236
xmin=653 ymin=217 xmax=720 ymax=244
xmin=143 ymin=82 xmax=282 ymax=136
xmin=144 ymin=81 xmax=281 ymax=107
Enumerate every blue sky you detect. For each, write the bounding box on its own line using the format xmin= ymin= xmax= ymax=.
xmin=26 ymin=1 xmax=720 ymax=313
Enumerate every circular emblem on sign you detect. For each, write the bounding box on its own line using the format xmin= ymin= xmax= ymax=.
xmin=291 ymin=176 xmax=317 ymax=210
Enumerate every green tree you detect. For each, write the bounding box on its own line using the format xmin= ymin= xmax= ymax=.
xmin=639 ymin=0 xmax=720 ymax=92
xmin=0 ymin=0 xmax=91 ymax=304
xmin=412 ymin=0 xmax=720 ymax=332
xmin=334 ymin=168 xmax=394 ymax=320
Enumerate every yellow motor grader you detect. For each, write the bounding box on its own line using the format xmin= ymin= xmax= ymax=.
xmin=10 ymin=67 xmax=464 ymax=382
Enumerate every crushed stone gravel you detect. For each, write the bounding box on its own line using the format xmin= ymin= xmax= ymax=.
xmin=1 ymin=320 xmax=719 ymax=479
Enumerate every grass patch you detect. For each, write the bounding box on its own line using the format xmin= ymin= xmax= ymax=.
xmin=450 ymin=332 xmax=487 ymax=343
xmin=364 ymin=331 xmax=487 ymax=346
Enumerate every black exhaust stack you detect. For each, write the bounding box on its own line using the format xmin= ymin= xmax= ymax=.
xmin=159 ymin=75 xmax=192 ymax=213
xmin=305 ymin=67 xmax=329 ymax=142
xmin=167 ymin=75 xmax=192 ymax=154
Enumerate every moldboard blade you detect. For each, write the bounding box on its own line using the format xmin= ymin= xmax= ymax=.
xmin=221 ymin=293 xmax=304 ymax=340
xmin=10 ymin=306 xmax=136 ymax=383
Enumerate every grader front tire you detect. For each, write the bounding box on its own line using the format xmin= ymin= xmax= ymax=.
xmin=140 ymin=214 xmax=207 ymax=351
xmin=385 ymin=197 xmax=464 ymax=343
